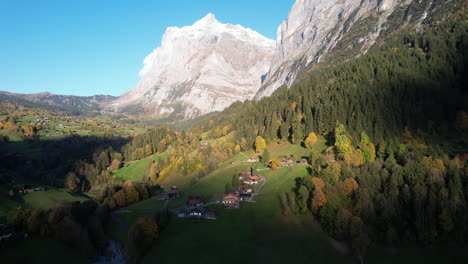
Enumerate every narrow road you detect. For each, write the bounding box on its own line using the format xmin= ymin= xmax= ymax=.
xmin=170 ymin=200 xmax=220 ymax=213
xmin=252 ymin=175 xmax=267 ymax=198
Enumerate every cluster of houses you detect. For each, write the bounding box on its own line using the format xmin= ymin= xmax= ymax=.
xmin=238 ymin=172 xmax=260 ymax=185
xmin=222 ymin=187 xmax=255 ymax=208
xmin=158 ymin=186 xmax=180 ymax=200
xmin=34 ymin=116 xmax=51 ymax=126
xmin=279 ymin=158 xmax=309 ymax=167
xmin=176 ymin=196 xmax=216 ymax=219
xmin=1 ymin=179 xmax=46 ymax=196
xmin=222 ymin=172 xmax=262 ymax=208
xmin=14 ymin=185 xmax=46 ymax=194
xmin=0 ymin=224 xmax=27 ymax=247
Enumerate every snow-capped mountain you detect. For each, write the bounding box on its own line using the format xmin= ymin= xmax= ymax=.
xmin=112 ymin=13 xmax=275 ymax=118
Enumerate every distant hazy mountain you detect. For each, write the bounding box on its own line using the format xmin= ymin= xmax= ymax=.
xmin=111 ymin=13 xmax=275 ymax=118
xmin=255 ymin=0 xmax=464 ymax=98
xmin=0 ymin=91 xmax=115 ymax=113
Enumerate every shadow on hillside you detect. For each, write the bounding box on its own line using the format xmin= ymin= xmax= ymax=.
xmin=0 ymin=135 xmax=130 ymax=188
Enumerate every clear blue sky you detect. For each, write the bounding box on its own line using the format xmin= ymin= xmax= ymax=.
xmin=0 ymin=0 xmax=295 ymax=97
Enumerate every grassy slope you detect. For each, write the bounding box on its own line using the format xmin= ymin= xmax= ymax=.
xmin=114 ymin=151 xmax=170 ymax=182
xmin=0 ymin=187 xmax=90 ymax=220
xmin=23 ymin=188 xmax=90 ymax=210
xmin=114 ymin=158 xmax=153 ymax=181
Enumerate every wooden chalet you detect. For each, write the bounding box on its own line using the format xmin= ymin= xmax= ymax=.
xmin=238 ymin=172 xmax=252 ymax=180
xmin=167 ymin=190 xmax=179 ymax=199
xmin=241 ymin=186 xmax=254 ymax=193
xmin=249 ymin=175 xmax=260 ymax=182
xmin=187 ymin=197 xmax=204 ymax=207
xmin=222 ymin=193 xmax=239 ymax=207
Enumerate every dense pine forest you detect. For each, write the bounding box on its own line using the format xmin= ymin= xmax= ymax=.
xmin=196 ymin=17 xmax=467 ymax=149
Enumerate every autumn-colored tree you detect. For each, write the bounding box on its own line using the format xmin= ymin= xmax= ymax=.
xmin=304 ymin=132 xmax=318 ymax=148
xmin=135 ymin=148 xmax=145 ymax=160
xmin=350 ymin=149 xmax=364 ymax=166
xmin=125 ymin=216 xmax=159 ymax=264
xmin=335 ymin=134 xmax=353 ymax=162
xmin=113 ymin=190 xmax=127 ymax=208
xmin=108 ymin=198 xmax=117 ymax=210
xmin=361 ymin=143 xmax=376 ymax=163
xmin=146 ymin=163 xmax=159 ymax=185
xmin=270 ymin=159 xmax=281 ymax=170
xmin=311 ymin=189 xmax=327 ymax=211
xmin=66 ymin=172 xmax=79 ymax=192
xmin=322 ymin=162 xmax=341 ymax=185
xmin=124 ymin=186 xmax=140 ymax=205
xmin=431 ymin=159 xmax=445 ymax=170
xmin=213 ymin=127 xmax=222 ymax=138
xmin=234 ymin=144 xmax=241 ymax=153
xmin=240 ymin=137 xmax=248 ymax=151
xmin=98 ymin=151 xmax=110 ymax=167
xmin=111 ymin=159 xmax=121 ymax=171
xmin=21 ymin=124 xmax=37 ymax=137
xmin=114 ymin=153 xmax=123 ymax=162
xmin=145 ymin=144 xmax=153 ymax=156
xmin=222 ymin=125 xmax=230 ymax=136
xmin=255 ymin=136 xmax=266 ymax=153
xmin=312 ymin=177 xmax=325 ymax=191
xmin=342 ymin=178 xmax=359 ymax=196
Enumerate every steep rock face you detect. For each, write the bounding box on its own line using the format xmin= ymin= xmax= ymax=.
xmin=255 ymin=0 xmax=462 ymax=98
xmin=112 ymin=14 xmax=275 ymax=118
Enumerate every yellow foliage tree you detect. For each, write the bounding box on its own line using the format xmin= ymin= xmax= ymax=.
xmin=255 ymin=136 xmax=266 ymax=153
xmin=234 ymin=144 xmax=241 ymax=152
xmin=145 ymin=144 xmax=153 ymax=156
xmin=111 ymin=159 xmax=121 ymax=171
xmin=270 ymin=159 xmax=281 ymax=170
xmin=304 ymin=132 xmax=318 ymax=148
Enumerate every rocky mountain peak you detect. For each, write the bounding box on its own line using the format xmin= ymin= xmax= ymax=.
xmin=253 ymin=0 xmax=463 ymax=99
xmin=194 ymin=13 xmax=219 ymax=26
xmin=111 ymin=13 xmax=275 ymax=118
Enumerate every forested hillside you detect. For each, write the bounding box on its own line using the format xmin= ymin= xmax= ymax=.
xmin=196 ymin=16 xmax=467 ymax=149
